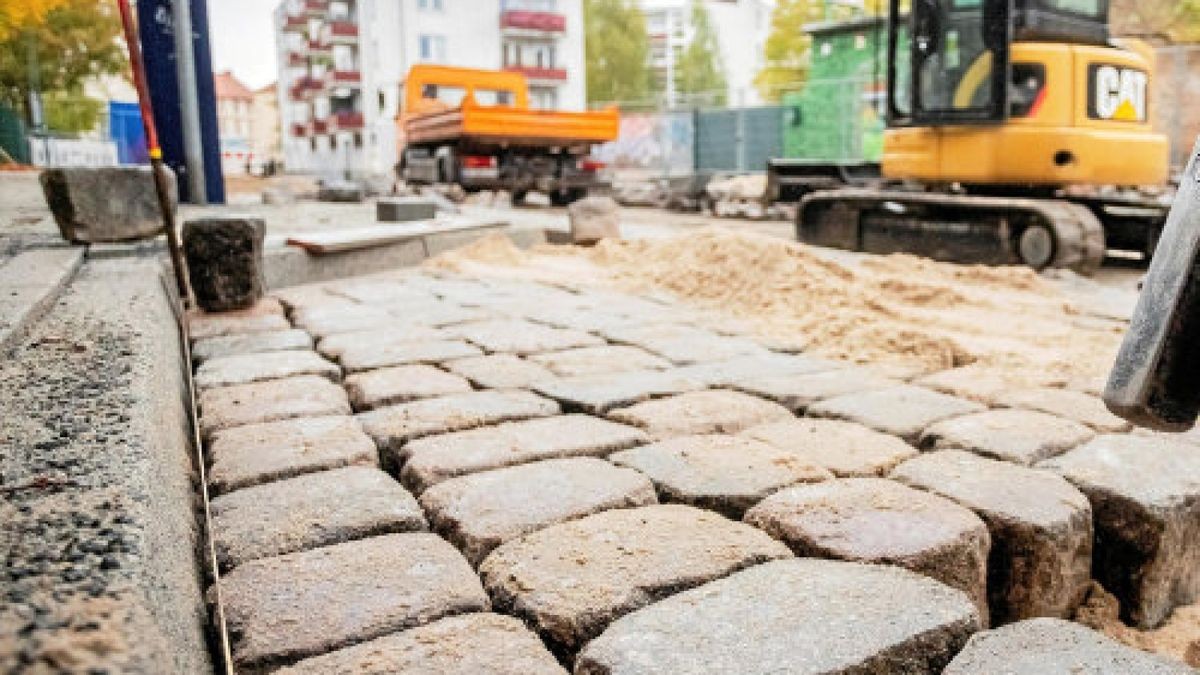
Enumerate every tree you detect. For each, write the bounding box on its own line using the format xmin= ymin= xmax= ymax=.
xmin=754 ymin=0 xmax=823 ymax=103
xmin=0 ymin=0 xmax=126 ymax=127
xmin=584 ymin=0 xmax=655 ymax=107
xmin=1110 ymin=0 xmax=1200 ymax=42
xmin=675 ymin=1 xmax=726 ymax=106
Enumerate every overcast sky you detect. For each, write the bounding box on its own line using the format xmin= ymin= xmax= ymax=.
xmin=207 ymin=0 xmax=279 ymax=89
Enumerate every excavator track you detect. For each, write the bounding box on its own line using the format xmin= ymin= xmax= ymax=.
xmin=797 ymin=189 xmax=1107 ymax=274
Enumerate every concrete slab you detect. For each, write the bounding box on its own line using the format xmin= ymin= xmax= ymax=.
xmin=528 ymin=345 xmax=671 ymax=377
xmin=741 ymin=418 xmax=918 ymax=477
xmin=220 ymin=533 xmax=488 ymax=672
xmin=315 ymin=325 xmax=451 ymax=360
xmin=338 ymin=339 xmax=482 ymax=373
xmin=607 ymin=389 xmax=795 ymax=439
xmin=345 ymin=364 xmax=472 ymax=411
xmin=610 ymin=435 xmax=832 ymax=518
xmin=921 ymin=409 xmax=1095 ymax=465
xmin=187 ymin=299 xmax=289 ymax=340
xmin=0 ymin=247 xmax=83 ymax=353
xmin=478 ymin=504 xmax=791 ymax=654
xmin=276 ymin=613 xmax=566 ymax=675
xmin=191 ymin=329 xmax=313 ymax=364
xmin=892 ymin=450 xmax=1093 ymax=625
xmin=734 ymin=367 xmax=901 ymax=413
xmin=996 ymin=387 xmax=1132 ymax=433
xmin=420 ymin=457 xmax=656 ymax=565
xmin=442 ymin=353 xmax=556 ymax=389
xmin=808 ymin=385 xmax=985 ymax=443
xmin=198 ymin=374 xmax=351 ymax=440
xmin=207 ymin=415 xmax=377 ymax=495
xmin=943 ymin=618 xmax=1193 ymax=674
xmin=575 ymin=559 xmax=980 ymax=675
xmin=357 ymin=389 xmax=559 ymax=454
xmin=532 ymin=369 xmax=708 ymax=414
xmin=454 ymin=319 xmax=604 ymax=355
xmin=745 ymin=477 xmax=990 ymax=621
xmin=210 ymin=466 xmax=426 ymax=570
xmin=1040 ymin=434 xmax=1200 ymax=628
xmin=602 ymin=323 xmax=768 ymax=365
xmin=193 ymin=350 xmax=340 ymax=390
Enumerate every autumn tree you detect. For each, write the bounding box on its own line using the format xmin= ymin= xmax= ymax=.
xmin=675 ymin=1 xmax=726 ymax=106
xmin=584 ymin=0 xmax=655 ymax=106
xmin=754 ymin=0 xmax=824 ymax=102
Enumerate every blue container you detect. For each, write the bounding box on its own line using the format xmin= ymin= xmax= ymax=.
xmin=109 ymin=101 xmax=149 ymax=164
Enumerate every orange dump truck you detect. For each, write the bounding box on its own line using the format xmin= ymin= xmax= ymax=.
xmin=395 ymin=65 xmax=618 ymax=205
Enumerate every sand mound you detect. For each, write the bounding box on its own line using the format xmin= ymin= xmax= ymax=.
xmin=1075 ymin=582 xmax=1200 ymax=667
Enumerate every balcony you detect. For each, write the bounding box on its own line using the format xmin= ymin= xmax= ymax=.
xmin=326 ymin=111 xmax=364 ymax=132
xmin=291 ymin=123 xmax=308 ymax=137
xmin=282 ymin=15 xmax=307 ymax=32
xmin=287 ymin=52 xmax=307 ymax=67
xmin=327 ymin=21 xmax=359 ymax=43
xmin=500 ymin=10 xmax=566 ymax=33
xmin=310 ymin=118 xmax=328 ymax=134
xmin=307 ymin=39 xmax=331 ymax=55
xmin=504 ymin=65 xmax=568 ymax=82
xmin=288 ymin=77 xmax=322 ymax=100
xmin=302 ymin=0 xmax=328 ymax=16
xmin=326 ymin=70 xmax=362 ymax=87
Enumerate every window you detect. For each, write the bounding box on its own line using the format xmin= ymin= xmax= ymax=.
xmin=530 ymin=87 xmax=557 ymax=110
xmin=420 ymin=84 xmax=467 ymax=106
xmin=418 ymin=0 xmax=444 ymax=11
xmin=419 ymin=34 xmax=447 ymax=62
xmin=474 ymin=88 xmax=515 ymax=106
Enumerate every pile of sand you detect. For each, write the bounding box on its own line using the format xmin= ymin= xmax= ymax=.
xmin=1075 ymin=583 xmax=1200 ymax=666
xmin=429 ymin=228 xmax=1123 ymax=382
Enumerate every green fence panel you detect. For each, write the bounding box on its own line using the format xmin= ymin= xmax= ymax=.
xmin=0 ymin=105 xmax=29 ymax=163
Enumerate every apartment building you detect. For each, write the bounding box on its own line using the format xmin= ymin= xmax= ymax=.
xmin=214 ymin=71 xmax=255 ymax=175
xmin=274 ymin=0 xmax=586 ymax=177
xmin=640 ymin=0 xmax=772 ymax=108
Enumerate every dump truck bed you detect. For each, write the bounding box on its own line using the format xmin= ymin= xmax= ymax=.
xmin=404 ymin=100 xmax=619 ymax=148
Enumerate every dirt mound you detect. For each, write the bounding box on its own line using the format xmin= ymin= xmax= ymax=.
xmin=1075 ymin=582 xmax=1200 ymax=667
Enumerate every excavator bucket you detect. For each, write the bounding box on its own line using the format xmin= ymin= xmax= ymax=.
xmin=1104 ymin=138 xmax=1200 ymax=431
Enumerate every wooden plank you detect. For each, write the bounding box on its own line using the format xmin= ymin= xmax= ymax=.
xmin=285 ymin=219 xmax=507 ymax=255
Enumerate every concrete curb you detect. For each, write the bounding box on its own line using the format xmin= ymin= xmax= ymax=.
xmin=0 ymin=246 xmax=84 ymax=354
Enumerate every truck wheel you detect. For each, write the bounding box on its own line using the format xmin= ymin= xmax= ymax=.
xmin=1018 ymin=224 xmax=1056 ymax=270
xmin=511 ymin=190 xmax=528 ymax=206
xmin=550 ymin=188 xmax=586 ymax=207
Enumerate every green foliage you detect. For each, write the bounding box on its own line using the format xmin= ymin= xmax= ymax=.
xmin=0 ymin=0 xmax=125 ymax=125
xmin=1111 ymin=0 xmax=1200 ymax=41
xmin=584 ymin=0 xmax=655 ymax=106
xmin=674 ymin=2 xmax=726 ymax=106
xmin=42 ymin=89 xmax=101 ymax=133
xmin=755 ymin=0 xmax=824 ymax=102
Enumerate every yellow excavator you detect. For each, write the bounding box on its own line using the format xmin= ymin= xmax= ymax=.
xmin=796 ymin=0 xmax=1170 ymax=273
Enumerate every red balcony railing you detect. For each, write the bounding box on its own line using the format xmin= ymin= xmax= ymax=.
xmin=327 ymin=70 xmax=362 ymax=85
xmin=283 ymin=15 xmax=307 ymax=32
xmin=504 ymin=65 xmax=567 ymax=81
xmin=500 ymin=10 xmax=566 ymax=32
xmin=288 ymin=77 xmax=322 ymax=100
xmin=291 ymin=123 xmax=307 ymax=136
xmin=328 ymin=21 xmax=359 ymax=38
xmin=310 ymin=119 xmax=328 ymax=134
xmin=303 ymin=0 xmax=328 ymax=15
xmin=328 ymin=111 xmax=365 ymax=131
xmin=287 ymin=52 xmax=307 ymax=67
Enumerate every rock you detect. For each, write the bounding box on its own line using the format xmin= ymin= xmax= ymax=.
xmin=610 ymin=435 xmax=831 ymax=518
xmin=478 ymin=505 xmax=791 ymax=654
xmin=442 ymin=353 xmax=555 ymax=389
xmin=607 ymin=390 xmax=795 ymax=439
xmin=567 ymin=195 xmax=621 ymax=244
xmin=996 ymin=387 xmax=1132 ymax=433
xmin=276 ymin=613 xmax=566 ymax=675
xmin=357 ymin=389 xmax=559 ymax=454
xmin=808 ymin=385 xmax=985 ymax=443
xmin=345 ymin=364 xmax=472 ymax=411
xmin=182 ymin=216 xmax=267 ymax=312
xmin=193 ymin=350 xmax=340 ymax=390
xmin=745 ymin=477 xmax=990 ymax=621
xmin=316 ymin=326 xmax=450 ymax=360
xmin=210 ymin=466 xmax=426 ymax=570
xmin=454 ymin=319 xmax=604 ymax=355
xmin=192 ymin=329 xmax=313 ymax=364
xmin=198 ymin=375 xmax=351 ymax=440
xmin=532 ymin=369 xmax=707 ymax=414
xmin=921 ymin=409 xmax=1095 ymax=465
xmin=1040 ymin=434 xmax=1200 ymax=628
xmin=943 ymin=618 xmax=1192 ymax=674
xmin=420 ymin=457 xmax=656 ymax=565
xmin=891 ymin=450 xmax=1093 ymax=625
xmin=187 ymin=298 xmax=288 ymax=340
xmin=741 ymin=418 xmax=918 ymax=477
xmin=219 ymin=533 xmax=487 ymax=672
xmin=40 ymin=166 xmax=172 ymax=243
xmin=318 ymin=179 xmax=364 ymax=202
xmin=575 ymin=559 xmax=981 ymax=675
xmin=734 ymin=367 xmax=900 ymax=413
xmin=602 ymin=323 xmax=767 ymax=365
xmin=528 ymin=345 xmax=671 ymax=377
xmin=376 ymin=196 xmax=437 ymax=222
xmin=338 ymin=339 xmax=482 ymax=373
xmin=397 ymin=414 xmax=649 ymax=492
xmin=207 ymin=416 xmax=377 ymax=495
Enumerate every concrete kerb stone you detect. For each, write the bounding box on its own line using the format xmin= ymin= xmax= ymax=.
xmin=442 ymin=353 xmax=556 ymax=390
xmin=39 ymin=166 xmax=170 ymax=243
xmin=943 ymin=618 xmax=1194 ymax=674
xmin=210 ymin=466 xmax=427 ymax=570
xmin=808 ymin=385 xmax=986 ymax=443
xmin=745 ymin=477 xmax=991 ymax=621
xmin=478 ymin=504 xmax=792 ymax=656
xmin=276 ymin=613 xmax=566 ymax=675
xmin=920 ymin=409 xmax=1096 ymax=466
xmin=198 ymin=374 xmax=351 ymax=440
xmin=607 ymin=389 xmax=795 ymax=440
xmin=420 ymin=457 xmax=657 ymax=565
xmin=218 ymin=533 xmax=489 ymax=673
xmin=734 ymin=366 xmax=901 ymax=413
xmin=1040 ymin=434 xmax=1200 ymax=628
xmin=345 ymin=364 xmax=472 ymax=411
xmin=397 ymin=413 xmax=649 ymax=492
xmin=575 ymin=559 xmax=981 ymax=675
xmin=741 ymin=418 xmax=919 ymax=477
xmin=193 ymin=349 xmax=341 ymax=390
xmin=609 ymin=435 xmax=832 ymax=518
xmin=0 ymin=247 xmax=84 ymax=354
xmin=891 ymin=450 xmax=1093 ymax=625
xmin=206 ymin=415 xmax=378 ymax=495
xmin=191 ymin=328 xmax=313 ymax=364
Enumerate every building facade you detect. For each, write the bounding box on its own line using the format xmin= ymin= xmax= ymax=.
xmin=251 ymin=84 xmax=283 ymax=172
xmin=274 ymin=0 xmax=586 ymax=177
xmin=214 ymin=71 xmax=255 ymax=175
xmin=639 ymin=0 xmax=772 ymax=109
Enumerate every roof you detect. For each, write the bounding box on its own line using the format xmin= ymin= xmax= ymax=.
xmin=214 ymin=71 xmax=254 ymax=101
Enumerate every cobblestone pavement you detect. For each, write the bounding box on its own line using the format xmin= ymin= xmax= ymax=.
xmin=188 ymin=268 xmax=1200 ymax=674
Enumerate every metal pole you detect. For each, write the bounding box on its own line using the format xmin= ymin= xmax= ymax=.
xmin=172 ymin=0 xmax=207 ymax=204
xmin=116 ymin=0 xmax=191 ymax=303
